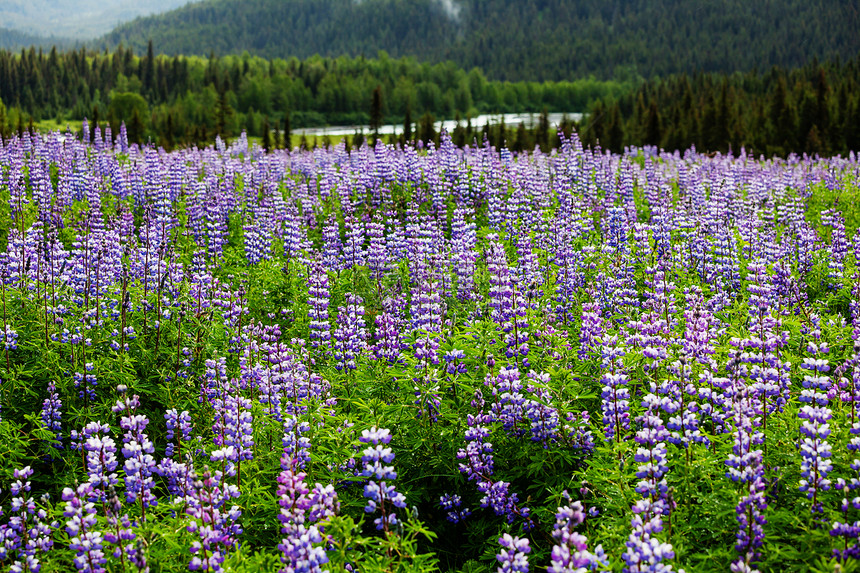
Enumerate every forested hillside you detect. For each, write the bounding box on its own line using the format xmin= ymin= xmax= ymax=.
xmin=101 ymin=0 xmax=860 ymax=81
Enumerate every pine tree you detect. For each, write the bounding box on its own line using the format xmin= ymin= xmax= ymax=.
xmin=0 ymin=98 xmax=8 ymax=140
xmin=144 ymin=40 xmax=156 ymax=97
xmin=261 ymin=116 xmax=272 ymax=152
xmin=91 ymin=104 xmax=99 ymax=142
xmin=452 ymin=112 xmax=466 ymax=147
xmin=352 ymin=129 xmax=364 ymax=149
xmin=402 ymin=106 xmax=412 ymax=145
xmin=164 ymin=112 xmax=175 ymax=151
xmin=283 ymin=111 xmax=292 ymax=150
xmin=129 ymin=108 xmax=144 ymax=145
xmin=768 ymin=76 xmax=796 ymax=155
xmin=644 ymin=101 xmax=661 ymax=148
xmin=418 ymin=112 xmax=436 ymax=146
xmin=606 ymin=103 xmax=624 ymax=153
xmin=369 ymin=85 xmax=384 ymax=144
xmin=513 ymin=122 xmax=528 ymax=152
xmin=273 ymin=121 xmax=282 ymax=149
xmin=814 ymin=68 xmax=831 ymax=152
xmin=215 ymin=90 xmax=233 ymax=139
xmin=536 ymin=107 xmax=550 ymax=151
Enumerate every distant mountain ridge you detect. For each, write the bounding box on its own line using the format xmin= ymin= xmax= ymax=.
xmin=0 ymin=28 xmax=73 ymax=51
xmin=100 ymin=0 xmax=860 ymax=81
xmin=0 ymin=0 xmax=190 ymax=40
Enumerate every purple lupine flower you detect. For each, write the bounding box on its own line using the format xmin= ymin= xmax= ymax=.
xmin=3 ymin=466 xmax=54 ymax=573
xmin=276 ymin=466 xmax=338 ymax=573
xmin=549 ymin=493 xmax=607 ymax=573
xmin=515 ymin=235 xmax=542 ymax=305
xmin=373 ymin=296 xmax=406 ymax=365
xmin=210 ymin=377 xmax=255 ymax=484
xmin=74 ymin=363 xmax=99 ymax=402
xmin=662 ymin=360 xmax=708 ymax=449
xmin=82 ymin=424 xmax=119 ymax=500
xmin=410 ymin=257 xmax=444 ymax=363
xmin=496 ymin=534 xmax=530 ymax=573
xmin=243 ymin=220 xmax=271 ymax=265
xmin=342 ymin=215 xmax=366 ymax=270
xmin=620 ymin=389 xmax=682 ymax=573
xmin=451 ymin=207 xmax=478 ymax=302
xmin=183 ymin=469 xmax=242 ymax=572
xmin=62 ymin=482 xmax=106 ymax=573
xmin=104 ymin=488 xmax=139 ymax=571
xmin=439 ymin=494 xmax=472 ymax=523
xmin=3 ymin=325 xmax=18 ymax=350
xmin=282 ymin=416 xmax=311 ymax=471
xmin=633 ymin=394 xmax=673 ymax=510
xmin=40 ymin=381 xmax=63 ymax=449
xmin=798 ymin=338 xmax=833 ymax=513
xmin=321 ymin=216 xmax=343 ymax=272
xmin=622 ymin=499 xmax=679 ymax=573
xmin=164 ymin=409 xmax=193 ymax=459
xmin=358 ymin=427 xmax=407 ymax=531
xmin=599 ymin=336 xmax=631 ymax=442
xmin=724 ymin=354 xmax=767 ymax=571
xmin=205 ymin=192 xmax=229 ymax=260
xmin=332 ymin=293 xmax=367 ymax=371
xmin=366 ymin=217 xmax=389 ymax=288
xmin=523 ymin=371 xmax=560 ymax=445
xmin=119 ymin=411 xmax=158 ymax=516
xmin=456 ymin=417 xmax=530 ymax=525
xmin=578 ymin=294 xmax=604 ymax=360
xmin=307 ymin=258 xmax=331 ymax=350
xmin=489 ymin=366 xmax=528 ymax=436
xmin=486 ymin=235 xmax=514 ymax=328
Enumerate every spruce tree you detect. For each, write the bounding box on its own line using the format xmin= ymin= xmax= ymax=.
xmin=129 ymin=108 xmax=144 ymax=145
xmin=261 ymin=117 xmax=272 ymax=152
xmin=91 ymin=104 xmax=99 ymax=142
xmin=144 ymin=40 xmax=156 ymax=97
xmin=283 ymin=112 xmax=292 ymax=150
xmin=0 ymin=99 xmax=8 ymax=140
xmin=370 ymin=85 xmax=384 ymax=144
xmin=402 ymin=106 xmax=412 ymax=145
xmin=215 ymin=90 xmax=233 ymax=139
xmin=536 ymin=107 xmax=550 ymax=151
xmin=164 ymin=112 xmax=175 ymax=151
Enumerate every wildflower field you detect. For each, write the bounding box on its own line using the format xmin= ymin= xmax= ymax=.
xmin=0 ymin=127 xmax=859 ymax=573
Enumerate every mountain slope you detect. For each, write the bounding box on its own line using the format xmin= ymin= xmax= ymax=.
xmin=0 ymin=0 xmax=190 ymax=40
xmin=101 ymin=0 xmax=860 ymax=81
xmin=0 ymin=28 xmax=73 ymax=51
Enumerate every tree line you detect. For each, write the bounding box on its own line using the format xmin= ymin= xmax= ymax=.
xmin=580 ymin=58 xmax=860 ymax=157
xmin=0 ymin=43 xmax=628 ymax=148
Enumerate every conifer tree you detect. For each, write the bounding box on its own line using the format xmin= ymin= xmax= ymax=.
xmin=283 ymin=111 xmax=292 ymax=150
xmin=370 ymin=85 xmax=384 ymax=142
xmin=261 ymin=116 xmax=272 ymax=152
xmin=402 ymin=106 xmax=412 ymax=144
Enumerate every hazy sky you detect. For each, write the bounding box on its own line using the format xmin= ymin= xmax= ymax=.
xmin=0 ymin=0 xmax=190 ymax=39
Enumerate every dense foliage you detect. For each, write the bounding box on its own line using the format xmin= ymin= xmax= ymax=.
xmin=0 ymin=127 xmax=859 ymax=572
xmin=580 ymin=57 xmax=860 ymax=158
xmin=0 ymin=45 xmax=625 ymax=145
xmin=100 ymin=0 xmax=860 ymax=82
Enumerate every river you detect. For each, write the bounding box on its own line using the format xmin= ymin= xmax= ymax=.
xmin=293 ymin=112 xmax=584 ymax=138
